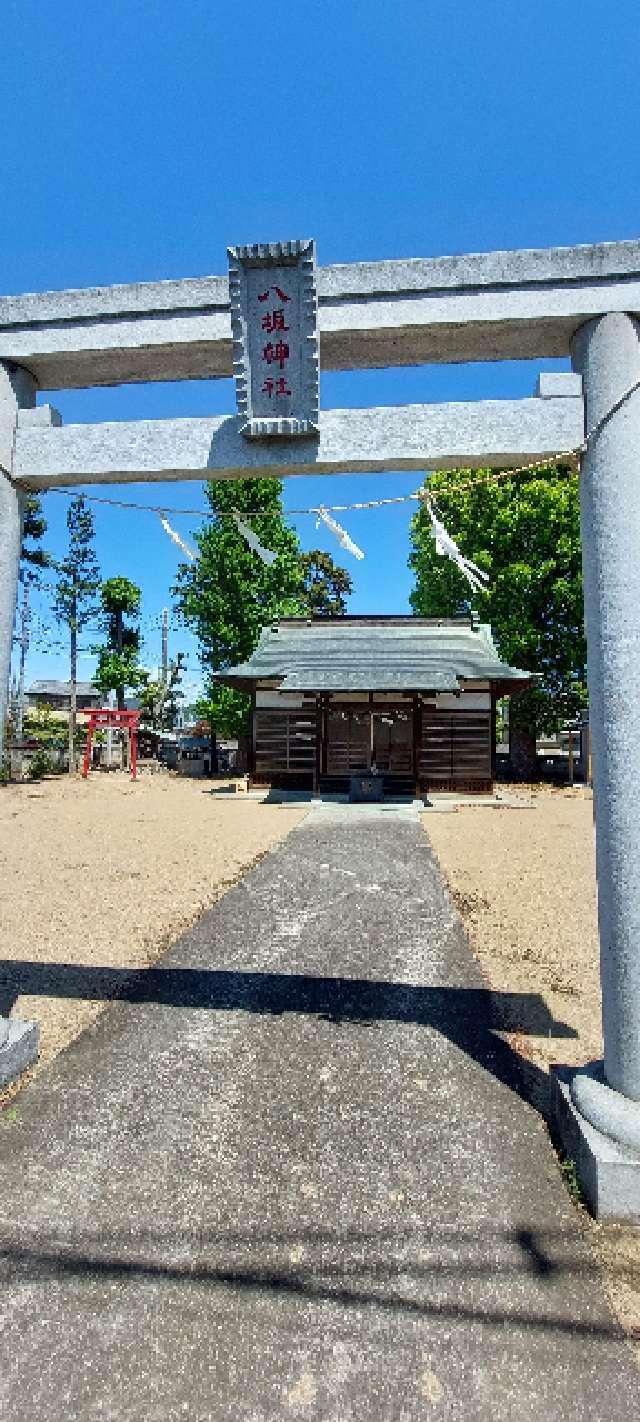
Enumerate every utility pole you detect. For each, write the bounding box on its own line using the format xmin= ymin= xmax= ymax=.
xmin=161 ymin=608 xmax=169 ymax=686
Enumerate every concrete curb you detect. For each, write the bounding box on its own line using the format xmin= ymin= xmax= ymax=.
xmin=0 ymin=1019 xmax=39 ymax=1090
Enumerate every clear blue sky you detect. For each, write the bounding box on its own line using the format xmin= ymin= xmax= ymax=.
xmin=2 ymin=0 xmax=638 ymax=691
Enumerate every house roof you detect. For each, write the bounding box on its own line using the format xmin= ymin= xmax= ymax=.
xmin=215 ymin=617 xmax=532 ymax=694
xmin=27 ymin=680 xmax=99 ymax=698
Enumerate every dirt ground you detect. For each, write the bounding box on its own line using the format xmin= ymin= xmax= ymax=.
xmin=0 ymin=772 xmax=304 ymax=1086
xmin=2 ymin=775 xmax=639 ymax=1355
xmin=423 ymin=786 xmax=640 ymax=1358
xmin=424 ymin=786 xmax=601 ymax=1075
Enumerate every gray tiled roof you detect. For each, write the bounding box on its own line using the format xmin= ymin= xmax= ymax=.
xmin=215 ymin=618 xmax=531 ymax=693
xmin=27 ymin=680 xmax=99 ymax=697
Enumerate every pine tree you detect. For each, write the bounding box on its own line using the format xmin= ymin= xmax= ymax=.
xmin=53 ymin=496 xmax=101 ymax=775
xmin=21 ymin=494 xmax=49 ymax=576
xmin=12 ymin=495 xmax=51 ymax=772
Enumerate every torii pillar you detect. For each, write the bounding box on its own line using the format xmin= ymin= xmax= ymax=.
xmin=0 ymin=362 xmax=40 ymax=1087
xmin=552 ymin=313 xmax=640 ymax=1217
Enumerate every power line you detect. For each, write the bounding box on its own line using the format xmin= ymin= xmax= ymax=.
xmin=4 ymin=375 xmax=640 ymax=521
xmin=40 ymin=449 xmax=580 ymax=522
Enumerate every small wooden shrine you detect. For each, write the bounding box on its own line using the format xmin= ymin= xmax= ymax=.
xmin=216 ymin=616 xmax=531 ymax=796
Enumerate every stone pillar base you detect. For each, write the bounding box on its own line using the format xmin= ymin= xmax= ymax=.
xmin=0 ymin=1019 xmax=40 ymax=1091
xmin=551 ymin=1064 xmax=640 ymax=1221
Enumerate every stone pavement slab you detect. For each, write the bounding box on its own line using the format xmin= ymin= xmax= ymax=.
xmin=0 ymin=814 xmax=638 ymax=1420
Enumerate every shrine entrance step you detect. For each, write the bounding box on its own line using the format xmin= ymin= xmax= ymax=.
xmin=319 ymin=773 xmax=416 ymax=798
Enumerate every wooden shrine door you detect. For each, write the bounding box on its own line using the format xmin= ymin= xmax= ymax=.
xmin=326 ymin=703 xmax=413 ymax=778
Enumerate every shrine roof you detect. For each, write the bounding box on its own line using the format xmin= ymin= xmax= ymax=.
xmin=215 ymin=617 xmax=532 ymax=694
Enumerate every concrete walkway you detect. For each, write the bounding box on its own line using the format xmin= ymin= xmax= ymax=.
xmin=0 ymin=810 xmax=637 ymax=1420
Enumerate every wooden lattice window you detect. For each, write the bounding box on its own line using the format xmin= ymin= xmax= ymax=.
xmin=419 ymin=708 xmax=491 ymax=786
xmin=255 ymin=711 xmax=316 ymax=775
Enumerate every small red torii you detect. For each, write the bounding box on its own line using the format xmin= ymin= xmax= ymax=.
xmin=82 ymin=708 xmax=141 ymax=781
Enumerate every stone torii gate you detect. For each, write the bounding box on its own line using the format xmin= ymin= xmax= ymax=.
xmin=1 ymin=238 xmax=639 ymax=1217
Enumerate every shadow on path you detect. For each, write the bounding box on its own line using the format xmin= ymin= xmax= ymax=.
xmin=0 ymin=1220 xmax=630 ymax=1342
xmin=1 ymin=959 xmax=575 ymax=1112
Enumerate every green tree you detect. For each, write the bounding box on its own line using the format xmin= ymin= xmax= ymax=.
xmin=94 ymin=577 xmax=143 ymax=710
xmin=173 ymin=479 xmax=307 ymax=736
xmin=21 ymin=494 xmax=50 ymax=576
xmin=10 ymin=495 xmax=51 ymax=777
xmin=22 ymin=702 xmax=89 ymax=780
xmin=409 ymin=463 xmax=587 ymax=777
xmin=193 ymin=683 xmax=247 ymax=744
xmin=53 ymin=495 xmax=101 ymax=775
xmin=174 ymin=482 xmax=353 ymax=737
xmin=299 ymin=549 xmax=353 ymax=615
xmin=23 ymin=702 xmax=68 ymax=748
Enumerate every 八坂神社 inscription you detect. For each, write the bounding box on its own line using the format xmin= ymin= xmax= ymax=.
xmin=227 ymin=240 xmax=319 ymax=439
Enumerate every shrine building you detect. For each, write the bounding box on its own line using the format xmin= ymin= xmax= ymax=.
xmin=216 ymin=615 xmax=531 ymax=797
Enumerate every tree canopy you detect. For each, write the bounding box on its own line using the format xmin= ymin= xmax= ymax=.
xmin=94 ymin=576 xmax=143 ymax=708
xmin=174 ymin=480 xmax=303 ymax=667
xmin=53 ymin=496 xmax=101 ymax=633
xmin=53 ymin=495 xmax=101 ymax=771
xmin=191 ymin=689 xmax=239 ymax=747
xmin=299 ymin=549 xmax=353 ymax=616
xmin=173 ymin=479 xmax=352 ymax=736
xmin=409 ymin=464 xmax=587 ymax=765
xmin=21 ymin=494 xmax=49 ymax=577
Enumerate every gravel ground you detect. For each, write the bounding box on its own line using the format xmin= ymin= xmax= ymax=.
xmin=423 ymin=786 xmax=640 ymax=1359
xmin=0 ymin=772 xmax=304 ymax=1086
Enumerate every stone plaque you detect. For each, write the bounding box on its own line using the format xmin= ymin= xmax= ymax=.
xmin=227 ymin=240 xmax=319 ymax=439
